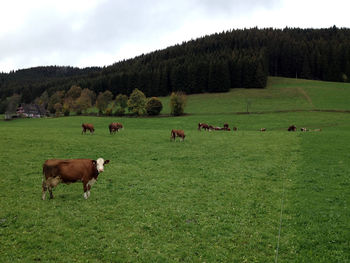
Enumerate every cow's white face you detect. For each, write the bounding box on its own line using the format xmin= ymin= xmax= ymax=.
xmin=95 ymin=158 xmax=110 ymax=173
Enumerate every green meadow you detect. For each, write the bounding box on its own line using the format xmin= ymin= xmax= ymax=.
xmin=0 ymin=77 xmax=349 ymax=262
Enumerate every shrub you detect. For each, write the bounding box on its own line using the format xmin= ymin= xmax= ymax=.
xmin=63 ymin=107 xmax=70 ymax=116
xmin=54 ymin=102 xmax=63 ymax=116
xmin=105 ymin=108 xmax=113 ymax=116
xmin=127 ymin=89 xmax=146 ymax=116
xmin=146 ymin=97 xmax=163 ymax=116
xmin=170 ymin=92 xmax=186 ymax=116
xmin=114 ymin=108 xmax=125 ymax=116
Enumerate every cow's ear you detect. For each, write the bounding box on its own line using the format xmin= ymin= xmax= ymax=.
xmin=92 ymin=160 xmax=97 ymax=165
xmin=104 ymin=160 xmax=110 ymax=165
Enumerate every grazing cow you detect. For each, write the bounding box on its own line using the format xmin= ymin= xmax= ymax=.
xmin=198 ymin=123 xmax=210 ymax=131
xmin=171 ymin=129 xmax=185 ymax=141
xmin=109 ymin=122 xmax=123 ymax=134
xmin=260 ymin=128 xmax=266 ymax=132
xmin=116 ymin=122 xmax=123 ymax=130
xmin=288 ymin=125 xmax=297 ymax=131
xmin=301 ymin=127 xmax=307 ymax=132
xmin=82 ymin=123 xmax=94 ymax=134
xmin=42 ymin=158 xmax=110 ymax=200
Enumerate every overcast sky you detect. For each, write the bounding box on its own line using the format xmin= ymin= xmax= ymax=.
xmin=1 ymin=0 xmax=349 ymax=73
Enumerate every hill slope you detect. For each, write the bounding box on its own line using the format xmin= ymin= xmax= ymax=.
xmin=159 ymin=77 xmax=350 ymax=114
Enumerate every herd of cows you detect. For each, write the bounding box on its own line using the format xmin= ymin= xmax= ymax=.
xmin=41 ymin=121 xmax=321 ymax=200
xmin=198 ymin=122 xmax=321 ymax=133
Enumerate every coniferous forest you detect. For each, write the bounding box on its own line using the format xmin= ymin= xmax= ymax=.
xmin=1 ymin=26 xmax=350 ymax=113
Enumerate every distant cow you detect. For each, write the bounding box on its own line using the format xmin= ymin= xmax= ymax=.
xmin=42 ymin=158 xmax=110 ymax=200
xmin=171 ymin=129 xmax=185 ymax=141
xmin=232 ymin=127 xmax=238 ymax=131
xmin=301 ymin=127 xmax=307 ymax=132
xmin=198 ymin=123 xmax=210 ymax=131
xmin=82 ymin=123 xmax=94 ymax=134
xmin=109 ymin=122 xmax=123 ymax=134
xmin=223 ymin=123 xmax=229 ymax=130
xmin=260 ymin=128 xmax=266 ymax=132
xmin=288 ymin=125 xmax=297 ymax=131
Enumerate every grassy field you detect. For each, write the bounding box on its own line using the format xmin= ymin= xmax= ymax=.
xmin=0 ymin=77 xmax=349 ymax=262
xmin=160 ymin=77 xmax=350 ymax=114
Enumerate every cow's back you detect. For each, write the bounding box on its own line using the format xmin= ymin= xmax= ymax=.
xmin=43 ymin=159 xmax=69 ymax=179
xmin=43 ymin=159 xmax=94 ymax=182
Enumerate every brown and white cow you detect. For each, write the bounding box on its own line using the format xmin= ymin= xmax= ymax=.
xmin=171 ymin=129 xmax=186 ymax=141
xmin=260 ymin=128 xmax=266 ymax=132
xmin=288 ymin=125 xmax=297 ymax=131
xmin=42 ymin=158 xmax=110 ymax=200
xmin=109 ymin=122 xmax=123 ymax=134
xmin=198 ymin=123 xmax=210 ymax=131
xmin=300 ymin=127 xmax=307 ymax=132
xmin=82 ymin=123 xmax=95 ymax=134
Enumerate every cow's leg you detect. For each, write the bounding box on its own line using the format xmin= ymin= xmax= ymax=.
xmin=83 ymin=183 xmax=88 ymax=199
xmin=42 ymin=177 xmax=47 ymax=200
xmin=48 ymin=186 xmax=54 ymax=199
xmin=42 ymin=176 xmax=57 ymax=200
xmin=84 ymin=178 xmax=96 ymax=199
xmin=46 ymin=177 xmax=61 ymax=199
xmin=83 ymin=182 xmax=90 ymax=199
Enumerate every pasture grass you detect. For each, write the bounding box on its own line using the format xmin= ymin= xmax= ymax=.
xmin=0 ymin=77 xmax=350 ymax=262
xmin=160 ymin=77 xmax=350 ymax=114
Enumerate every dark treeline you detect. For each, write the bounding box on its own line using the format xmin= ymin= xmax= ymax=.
xmin=1 ymin=26 xmax=350 ymax=113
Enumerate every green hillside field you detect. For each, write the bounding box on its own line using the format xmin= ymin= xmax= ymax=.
xmin=0 ymin=77 xmax=349 ymax=262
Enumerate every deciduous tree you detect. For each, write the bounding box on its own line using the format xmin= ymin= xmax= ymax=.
xmin=127 ymin=88 xmax=146 ymax=116
xmin=170 ymin=92 xmax=186 ymax=116
xmin=96 ymin=90 xmax=113 ymax=114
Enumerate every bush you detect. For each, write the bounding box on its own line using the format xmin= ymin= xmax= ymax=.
xmin=170 ymin=92 xmax=186 ymax=116
xmin=127 ymin=89 xmax=146 ymax=116
xmin=146 ymin=97 xmax=163 ymax=116
xmin=63 ymin=107 xmax=70 ymax=116
xmin=105 ymin=108 xmax=113 ymax=116
xmin=114 ymin=108 xmax=125 ymax=116
xmin=54 ymin=102 xmax=63 ymax=116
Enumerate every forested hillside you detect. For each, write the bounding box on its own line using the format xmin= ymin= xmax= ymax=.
xmin=1 ymin=26 xmax=350 ymax=113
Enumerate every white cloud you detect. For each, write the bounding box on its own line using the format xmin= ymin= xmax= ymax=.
xmin=0 ymin=0 xmax=349 ymax=72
